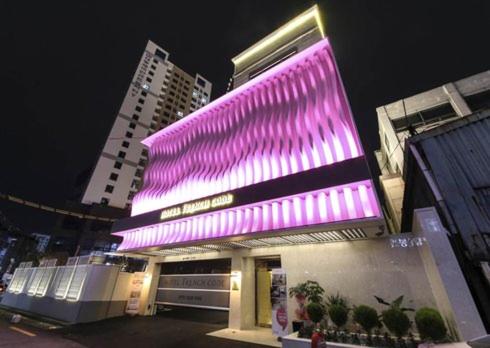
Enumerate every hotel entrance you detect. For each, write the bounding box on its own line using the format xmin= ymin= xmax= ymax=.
xmin=155 ymin=258 xmax=231 ymax=324
xmin=255 ymin=256 xmax=281 ymax=328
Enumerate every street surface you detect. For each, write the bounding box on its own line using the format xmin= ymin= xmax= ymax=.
xmin=0 ymin=307 xmax=270 ymax=348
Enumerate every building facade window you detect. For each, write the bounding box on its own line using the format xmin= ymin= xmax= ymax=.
xmin=122 ymin=141 xmax=130 ymax=148
xmin=114 ymin=161 xmax=122 ymax=169
xmin=109 ymin=173 xmax=119 ymax=181
xmin=118 ymin=151 xmax=126 ymax=158
xmin=105 ymin=185 xmax=114 ymax=193
xmin=126 ymin=131 xmax=133 ymax=138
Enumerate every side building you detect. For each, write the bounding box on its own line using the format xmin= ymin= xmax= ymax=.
xmin=375 ymin=71 xmax=490 ymax=233
xmin=82 ymin=40 xmax=212 ymax=210
xmin=375 ymin=70 xmax=490 ymax=331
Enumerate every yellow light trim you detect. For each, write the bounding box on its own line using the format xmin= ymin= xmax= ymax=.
xmin=232 ymin=5 xmax=325 ymax=67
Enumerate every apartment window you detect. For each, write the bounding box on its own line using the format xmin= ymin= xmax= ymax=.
xmin=135 ymin=169 xmax=143 ymax=178
xmin=155 ymin=49 xmax=167 ymax=61
xmin=129 ymin=122 xmax=136 ymax=129
xmin=165 ymin=104 xmax=171 ymax=110
xmin=146 ymin=77 xmax=152 ymax=83
xmin=197 ymin=77 xmax=206 ymax=87
xmin=128 ymin=191 xmax=135 ymax=200
xmin=150 ymin=64 xmax=156 ymax=70
xmin=100 ymin=198 xmax=110 ymax=205
xmin=185 ymin=80 xmax=190 ymax=85
xmin=163 ymin=111 xmax=170 ymax=117
xmin=135 ymin=106 xmax=142 ymax=112
xmin=141 ymin=91 xmax=147 ymax=97
xmin=172 ymin=78 xmax=178 ymax=84
xmin=169 ymin=91 xmax=175 ymax=96
xmin=105 ymin=185 xmax=114 ymax=193
xmin=138 ymin=98 xmax=145 ymax=104
xmin=138 ymin=158 xmax=146 ymax=167
xmin=125 ymin=131 xmax=133 ymax=138
xmin=122 ymin=141 xmax=130 ymax=148
xmin=109 ymin=173 xmax=119 ymax=181
xmin=153 ymin=59 xmax=158 ymax=64
xmin=148 ymin=70 xmax=154 ymax=77
xmin=141 ymin=149 xmax=148 ymax=157
xmin=118 ymin=151 xmax=126 ymax=159
xmin=114 ymin=161 xmax=122 ymax=169
xmin=183 ymin=86 xmax=189 ymax=91
xmin=132 ymin=114 xmax=139 ymax=121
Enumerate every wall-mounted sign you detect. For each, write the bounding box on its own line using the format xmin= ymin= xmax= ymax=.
xmin=160 ymin=194 xmax=233 ymax=221
xmin=156 ymin=274 xmax=230 ymax=310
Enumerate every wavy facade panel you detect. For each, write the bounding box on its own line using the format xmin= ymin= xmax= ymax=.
xmin=116 ymin=180 xmax=379 ymax=250
xmin=132 ymin=39 xmax=363 ymax=216
xmin=114 ymin=38 xmax=381 ymax=251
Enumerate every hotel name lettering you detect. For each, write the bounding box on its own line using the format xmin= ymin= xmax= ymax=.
xmin=160 ymin=194 xmax=234 ymax=221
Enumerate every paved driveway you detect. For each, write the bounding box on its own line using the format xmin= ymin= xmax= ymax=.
xmin=58 ymin=307 xmax=271 ymax=348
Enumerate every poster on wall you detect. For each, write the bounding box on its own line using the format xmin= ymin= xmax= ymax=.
xmin=125 ymin=272 xmax=145 ymax=315
xmin=271 ymin=268 xmax=288 ymax=337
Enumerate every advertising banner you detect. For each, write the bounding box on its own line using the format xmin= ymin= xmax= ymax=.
xmin=125 ymin=272 xmax=145 ymax=315
xmin=271 ymin=268 xmax=288 ymax=337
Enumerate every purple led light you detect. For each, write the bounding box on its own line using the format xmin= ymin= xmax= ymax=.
xmin=114 ymin=38 xmax=383 ymax=251
xmin=131 ymin=39 xmax=363 ymax=216
xmin=115 ymin=180 xmax=380 ymax=251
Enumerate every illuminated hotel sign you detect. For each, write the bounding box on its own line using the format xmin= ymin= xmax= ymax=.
xmin=160 ymin=194 xmax=234 ymax=221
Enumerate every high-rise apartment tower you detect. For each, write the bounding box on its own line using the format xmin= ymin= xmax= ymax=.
xmin=82 ymin=40 xmax=212 ymax=209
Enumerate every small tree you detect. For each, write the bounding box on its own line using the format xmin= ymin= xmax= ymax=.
xmin=326 ymin=293 xmax=349 ymax=329
xmin=353 ymin=305 xmax=379 ymax=335
xmin=415 ymin=308 xmax=447 ymax=342
xmin=307 ymin=302 xmax=325 ymax=324
xmin=375 ymin=295 xmax=413 ymax=338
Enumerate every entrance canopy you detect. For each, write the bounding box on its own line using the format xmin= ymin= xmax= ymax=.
xmin=112 ymin=39 xmax=384 ymax=253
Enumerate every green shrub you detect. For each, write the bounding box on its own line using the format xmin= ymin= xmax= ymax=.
xmin=307 ymin=302 xmax=325 ymax=324
xmin=353 ymin=305 xmax=379 ymax=334
xmin=326 ymin=293 xmax=348 ymax=308
xmin=328 ymin=304 xmax=349 ymax=328
xmin=382 ymin=308 xmax=411 ymax=338
xmin=415 ymin=308 xmax=447 ymax=341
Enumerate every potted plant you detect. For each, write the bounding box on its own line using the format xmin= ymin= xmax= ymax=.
xmin=375 ymin=295 xmax=414 ymax=340
xmin=415 ymin=307 xmax=447 ymax=344
xmin=289 ymin=281 xmax=326 ymax=325
xmin=307 ymin=302 xmax=326 ymax=348
xmin=353 ymin=305 xmax=380 ymax=345
xmin=326 ymin=293 xmax=349 ymax=342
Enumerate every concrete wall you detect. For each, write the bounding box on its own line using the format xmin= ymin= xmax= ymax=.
xmin=1 ymin=265 xmax=133 ymax=323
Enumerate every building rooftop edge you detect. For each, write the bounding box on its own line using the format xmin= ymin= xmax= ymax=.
xmin=142 ymin=38 xmax=331 ymax=147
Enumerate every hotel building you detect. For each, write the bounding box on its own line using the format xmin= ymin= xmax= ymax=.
xmin=4 ymin=6 xmax=484 ymax=342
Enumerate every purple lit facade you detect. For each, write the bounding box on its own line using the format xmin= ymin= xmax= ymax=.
xmin=114 ymin=39 xmax=381 ymax=251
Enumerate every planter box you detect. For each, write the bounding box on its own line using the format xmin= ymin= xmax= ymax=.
xmin=282 ymin=332 xmax=374 ymax=348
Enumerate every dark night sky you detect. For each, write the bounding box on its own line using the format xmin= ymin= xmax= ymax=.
xmin=1 ymin=0 xmax=489 ymax=234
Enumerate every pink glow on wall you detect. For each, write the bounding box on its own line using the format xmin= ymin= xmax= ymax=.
xmin=131 ymin=39 xmax=364 ymax=216
xmin=115 ymin=180 xmax=380 ymax=251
